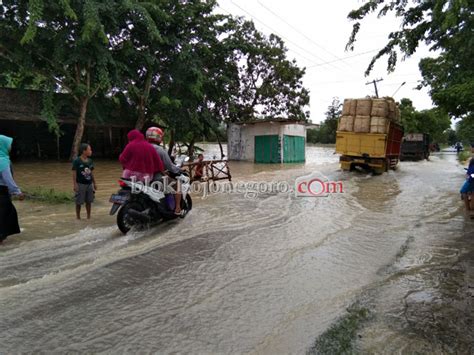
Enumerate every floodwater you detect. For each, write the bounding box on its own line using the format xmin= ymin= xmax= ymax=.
xmin=1 ymin=145 xmax=473 ymax=353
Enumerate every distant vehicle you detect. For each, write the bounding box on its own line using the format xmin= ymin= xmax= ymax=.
xmin=400 ymin=133 xmax=431 ymax=161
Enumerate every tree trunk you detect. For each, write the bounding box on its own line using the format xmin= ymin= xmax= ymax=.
xmin=167 ymin=129 xmax=175 ymax=157
xmin=70 ymin=97 xmax=88 ymax=160
xmin=57 ymin=134 xmax=60 ymax=161
xmin=188 ymin=138 xmax=195 ymax=159
xmin=135 ymin=98 xmax=146 ymax=130
xmin=216 ymin=133 xmax=224 ymax=159
xmin=135 ymin=70 xmax=153 ymax=131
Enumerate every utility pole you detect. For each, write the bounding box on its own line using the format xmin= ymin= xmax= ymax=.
xmin=366 ymin=78 xmax=383 ymax=98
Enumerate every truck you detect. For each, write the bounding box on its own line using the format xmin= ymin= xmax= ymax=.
xmin=335 ymin=97 xmax=404 ymax=174
xmin=400 ymin=133 xmax=430 ymax=161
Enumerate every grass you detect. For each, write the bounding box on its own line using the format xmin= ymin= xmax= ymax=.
xmin=458 ymin=150 xmax=471 ymax=163
xmin=307 ymin=304 xmax=370 ymax=355
xmin=23 ymin=186 xmax=73 ymax=204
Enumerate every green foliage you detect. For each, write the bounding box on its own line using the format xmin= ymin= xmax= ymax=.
xmin=458 ymin=150 xmax=471 ymax=163
xmin=445 ymin=128 xmax=458 ymax=146
xmin=308 ymin=304 xmax=370 ymax=354
xmin=24 ymin=186 xmax=73 ymax=204
xmin=307 ymin=98 xmax=341 ymax=144
xmin=40 ymin=89 xmax=62 ymax=137
xmin=1 ymin=0 xmax=311 ymax=156
xmin=228 ymin=20 xmax=310 ymax=122
xmin=399 ymin=98 xmax=451 ymax=142
xmin=347 ymin=0 xmax=473 ymax=118
xmin=456 ymin=115 xmax=474 ymax=144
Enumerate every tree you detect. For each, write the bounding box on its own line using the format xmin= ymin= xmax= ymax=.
xmin=346 ymin=0 xmax=473 ymax=118
xmin=315 ymin=97 xmax=342 ymax=144
xmin=456 ymin=115 xmax=474 ymax=144
xmin=0 ymin=1 xmax=161 ymax=158
xmin=111 ymin=1 xmax=165 ymax=130
xmin=399 ymin=98 xmax=451 ymax=142
xmin=445 ymin=128 xmax=458 ymax=146
xmin=228 ymin=20 xmax=310 ymax=122
xmin=149 ymin=1 xmax=237 ymax=158
xmin=306 ymin=98 xmax=342 ymax=144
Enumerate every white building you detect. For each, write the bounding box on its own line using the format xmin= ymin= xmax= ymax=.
xmin=227 ymin=120 xmax=306 ymax=163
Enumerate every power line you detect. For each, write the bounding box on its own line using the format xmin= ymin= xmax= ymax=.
xmin=306 ymin=49 xmax=379 ymax=68
xmin=218 ymin=4 xmax=317 ymax=64
xmin=218 ymin=3 xmax=381 ymax=72
xmin=227 ymin=0 xmax=341 ymax=69
xmin=256 ymin=0 xmax=351 ymax=68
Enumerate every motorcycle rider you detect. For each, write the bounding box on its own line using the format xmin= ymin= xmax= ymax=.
xmin=146 ymin=127 xmax=184 ymax=216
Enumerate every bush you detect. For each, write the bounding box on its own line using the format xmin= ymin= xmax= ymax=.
xmin=23 ymin=187 xmax=73 ymax=204
xmin=458 ymin=150 xmax=471 ymax=163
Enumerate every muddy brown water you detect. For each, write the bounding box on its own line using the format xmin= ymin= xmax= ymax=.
xmin=0 ymin=145 xmax=472 ymax=353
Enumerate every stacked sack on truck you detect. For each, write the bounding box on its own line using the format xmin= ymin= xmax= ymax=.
xmin=338 ymin=97 xmax=400 ymax=134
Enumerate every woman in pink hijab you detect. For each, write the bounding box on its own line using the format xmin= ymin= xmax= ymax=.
xmin=119 ymin=130 xmax=164 ymax=182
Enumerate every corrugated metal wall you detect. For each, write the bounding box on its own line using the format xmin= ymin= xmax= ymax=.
xmin=283 ymin=135 xmax=305 ymax=163
xmin=254 ymin=135 xmax=280 ymax=163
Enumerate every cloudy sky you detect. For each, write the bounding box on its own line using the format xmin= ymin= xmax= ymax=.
xmin=216 ymin=0 xmax=437 ymax=123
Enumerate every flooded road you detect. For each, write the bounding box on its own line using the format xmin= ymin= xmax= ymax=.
xmin=1 ymin=146 xmax=473 ymax=353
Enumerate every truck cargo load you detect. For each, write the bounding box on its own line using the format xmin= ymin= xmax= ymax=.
xmin=336 ymin=97 xmax=403 ymax=174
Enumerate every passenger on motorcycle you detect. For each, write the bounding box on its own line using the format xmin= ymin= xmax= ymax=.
xmin=146 ymin=127 xmax=184 ymax=216
xmin=119 ymin=129 xmax=164 ymax=182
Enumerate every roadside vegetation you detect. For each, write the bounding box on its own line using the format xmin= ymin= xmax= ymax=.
xmin=458 ymin=151 xmax=471 ymax=164
xmin=23 ymin=187 xmax=73 ymax=204
xmin=0 ymin=0 xmax=310 ymax=159
xmin=308 ymin=304 xmax=370 ymax=354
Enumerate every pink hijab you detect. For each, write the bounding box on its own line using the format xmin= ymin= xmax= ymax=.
xmin=119 ymin=130 xmax=164 ymax=175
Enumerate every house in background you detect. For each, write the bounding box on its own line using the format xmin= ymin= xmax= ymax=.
xmin=0 ymin=87 xmax=134 ymax=160
xmin=227 ymin=119 xmax=306 ymax=163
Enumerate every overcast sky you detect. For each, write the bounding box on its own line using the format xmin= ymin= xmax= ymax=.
xmin=216 ymin=0 xmax=437 ymax=123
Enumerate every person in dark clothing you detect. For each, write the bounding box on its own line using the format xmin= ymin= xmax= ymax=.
xmin=72 ymin=143 xmax=97 ymax=220
xmin=0 ymin=135 xmax=24 ymax=244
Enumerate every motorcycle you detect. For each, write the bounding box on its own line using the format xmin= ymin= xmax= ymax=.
xmin=109 ymin=156 xmax=192 ymax=234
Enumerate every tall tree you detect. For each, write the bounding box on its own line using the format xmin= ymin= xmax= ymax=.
xmin=399 ymin=98 xmax=451 ymax=142
xmin=228 ymin=20 xmax=310 ymax=122
xmin=456 ymin=115 xmax=474 ymax=144
xmin=111 ymin=1 xmax=166 ymax=130
xmin=346 ymin=0 xmax=473 ymax=118
xmin=0 ymin=1 xmax=160 ymax=158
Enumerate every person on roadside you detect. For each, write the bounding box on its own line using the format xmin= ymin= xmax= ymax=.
xmin=194 ymin=153 xmax=205 ymax=181
xmin=72 ymin=143 xmax=97 ymax=220
xmin=0 ymin=135 xmax=25 ymax=244
xmin=119 ymin=129 xmax=164 ymax=183
xmin=460 ymin=144 xmax=474 ymax=216
xmin=145 ymin=127 xmax=184 ymax=216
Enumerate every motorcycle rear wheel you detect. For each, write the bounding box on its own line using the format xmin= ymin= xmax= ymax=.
xmin=117 ymin=201 xmax=145 ymax=235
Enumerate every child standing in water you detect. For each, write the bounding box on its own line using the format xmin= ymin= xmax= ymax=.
xmin=72 ymin=143 xmax=97 ymax=219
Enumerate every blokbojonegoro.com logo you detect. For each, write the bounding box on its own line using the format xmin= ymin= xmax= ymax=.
xmin=127 ymin=171 xmax=344 ymax=199
xmin=295 ymin=172 xmax=344 ymax=197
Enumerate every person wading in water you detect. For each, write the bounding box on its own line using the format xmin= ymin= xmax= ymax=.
xmin=0 ymin=135 xmax=24 ymax=244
